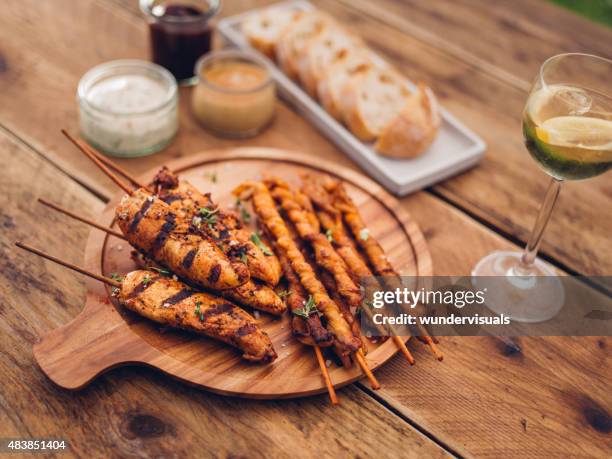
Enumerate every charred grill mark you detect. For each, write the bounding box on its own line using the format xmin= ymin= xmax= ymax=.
xmin=181 ymin=248 xmax=198 ymax=269
xmin=129 ymin=198 xmax=154 ymax=234
xmin=163 ymin=289 xmax=195 ymax=305
xmin=236 ymin=323 xmax=257 ymax=337
xmin=151 ymin=213 xmax=176 ymax=253
xmin=127 ymin=276 xmax=161 ymax=299
xmin=159 ymin=193 xmax=182 ymax=205
xmin=200 ymin=302 xmax=234 ymax=321
xmin=207 ymin=264 xmax=221 ymax=283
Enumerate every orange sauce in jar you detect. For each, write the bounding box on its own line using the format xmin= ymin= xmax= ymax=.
xmin=191 ymin=51 xmax=275 ymax=137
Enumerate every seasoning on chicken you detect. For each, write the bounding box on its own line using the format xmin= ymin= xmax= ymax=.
xmin=131 ymin=251 xmax=286 ymax=316
xmin=234 ymin=181 xmax=361 ymax=357
xmin=152 ymin=167 xmax=282 ymax=287
xmin=115 ymin=189 xmax=249 ymax=291
xmin=119 ymin=269 xmax=277 ymax=363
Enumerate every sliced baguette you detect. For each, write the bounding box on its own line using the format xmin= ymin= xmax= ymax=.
xmin=339 ymin=67 xmax=411 ymax=141
xmin=375 ymin=83 xmax=441 ymax=158
xmin=242 ymin=8 xmax=301 ymax=59
xmin=296 ymin=26 xmax=362 ymax=97
xmin=275 ymin=11 xmax=331 ymax=80
xmin=317 ymin=50 xmax=380 ymax=120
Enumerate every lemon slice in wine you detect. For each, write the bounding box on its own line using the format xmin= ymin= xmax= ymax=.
xmin=535 ymin=116 xmax=612 ymax=150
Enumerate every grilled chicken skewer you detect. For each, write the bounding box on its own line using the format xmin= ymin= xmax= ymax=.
xmin=62 ymin=139 xmax=286 ymax=315
xmin=116 ymin=189 xmax=250 ymax=291
xmin=15 ymin=242 xmax=277 ymax=363
xmin=39 ymin=197 xmax=285 ymax=316
xmin=63 ymin=131 xmax=250 ymax=292
xmin=235 ymin=181 xmax=361 ymax=358
xmin=152 ymin=167 xmax=282 ymax=287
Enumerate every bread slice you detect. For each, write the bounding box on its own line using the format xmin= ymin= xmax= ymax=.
xmin=339 ymin=67 xmax=411 ymax=141
xmin=242 ymin=8 xmax=301 ymax=59
xmin=275 ymin=11 xmax=331 ymax=80
xmin=375 ymin=83 xmax=441 ymax=158
xmin=296 ymin=26 xmax=362 ymax=97
xmin=317 ymin=50 xmax=380 ymax=120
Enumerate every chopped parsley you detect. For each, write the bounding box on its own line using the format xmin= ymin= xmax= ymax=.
xmin=359 ymin=228 xmax=370 ymax=241
xmin=141 ymin=275 xmax=152 ymax=287
xmin=199 ymin=206 xmax=219 ymax=229
xmin=240 ymin=252 xmax=249 ymax=265
xmin=109 ymin=272 xmax=124 ymax=283
xmin=250 ymin=232 xmax=273 ymax=256
xmin=292 ymin=295 xmax=318 ymax=319
xmin=235 ymin=198 xmax=251 ymax=223
xmin=278 ymin=289 xmax=293 ymax=299
xmin=325 ymin=228 xmax=334 ymax=243
xmin=194 ymin=301 xmax=204 ymax=321
xmin=147 ymin=266 xmax=171 ymax=276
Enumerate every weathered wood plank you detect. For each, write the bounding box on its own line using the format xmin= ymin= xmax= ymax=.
xmin=335 ymin=0 xmax=612 ymax=90
xmin=0 ymin=131 xmax=450 ymax=458
xmin=365 ymin=191 xmax=611 ymax=458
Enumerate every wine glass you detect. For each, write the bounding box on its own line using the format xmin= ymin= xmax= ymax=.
xmin=472 ymin=53 xmax=612 ymax=323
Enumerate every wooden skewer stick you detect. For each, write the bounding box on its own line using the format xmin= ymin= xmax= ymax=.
xmin=422 ymin=335 xmax=444 ymax=361
xmin=392 ymin=336 xmax=415 ymax=365
xmin=313 ymin=346 xmax=339 ymax=405
xmin=38 ymin=198 xmax=126 ymax=240
xmin=355 ymin=349 xmax=380 ymax=390
xmin=80 ymin=142 xmax=148 ymax=190
xmin=15 ymin=242 xmax=121 ymax=288
xmin=61 ymin=130 xmax=133 ymax=195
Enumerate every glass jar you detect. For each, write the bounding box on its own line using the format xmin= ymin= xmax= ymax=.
xmin=191 ymin=49 xmax=276 ymax=138
xmin=77 ymin=60 xmax=178 ymax=157
xmin=140 ymin=0 xmax=221 ymax=85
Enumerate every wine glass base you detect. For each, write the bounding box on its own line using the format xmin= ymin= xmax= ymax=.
xmin=472 ymin=251 xmax=564 ymax=323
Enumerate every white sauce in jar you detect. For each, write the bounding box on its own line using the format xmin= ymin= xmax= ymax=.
xmin=78 ymin=60 xmax=178 ymax=157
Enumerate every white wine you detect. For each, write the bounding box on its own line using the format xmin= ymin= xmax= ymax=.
xmin=523 ymin=84 xmax=612 ymax=180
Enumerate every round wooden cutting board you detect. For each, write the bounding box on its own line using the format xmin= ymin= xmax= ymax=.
xmin=33 ymin=148 xmax=432 ymax=399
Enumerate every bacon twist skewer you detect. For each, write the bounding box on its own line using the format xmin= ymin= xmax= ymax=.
xmin=234 ymin=181 xmax=361 ymax=357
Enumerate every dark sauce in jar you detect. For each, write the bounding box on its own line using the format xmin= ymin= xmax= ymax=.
xmin=143 ymin=1 xmax=219 ymax=84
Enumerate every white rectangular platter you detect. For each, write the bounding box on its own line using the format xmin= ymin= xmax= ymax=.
xmin=218 ymin=0 xmax=486 ymax=196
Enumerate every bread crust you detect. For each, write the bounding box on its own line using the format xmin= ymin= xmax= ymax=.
xmin=375 ymin=84 xmax=441 ymax=158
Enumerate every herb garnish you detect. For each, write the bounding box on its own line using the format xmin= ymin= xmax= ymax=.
xmin=141 ymin=275 xmax=152 ymax=287
xmin=240 ymin=252 xmax=249 ymax=265
xmin=199 ymin=206 xmax=219 ymax=229
xmin=109 ymin=273 xmax=124 ymax=283
xmin=235 ymin=198 xmax=251 ymax=223
xmin=194 ymin=301 xmax=204 ymax=321
xmin=292 ymin=296 xmax=318 ymax=319
xmin=250 ymin=233 xmax=273 ymax=256
xmin=147 ymin=266 xmax=171 ymax=276
xmin=325 ymin=228 xmax=334 ymax=243
xmin=359 ymin=228 xmax=370 ymax=241
xmin=278 ymin=289 xmax=293 ymax=299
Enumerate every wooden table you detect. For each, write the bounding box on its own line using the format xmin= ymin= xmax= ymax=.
xmin=0 ymin=1 xmax=610 ymax=457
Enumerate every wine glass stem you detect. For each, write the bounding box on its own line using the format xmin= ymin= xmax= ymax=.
xmin=519 ymin=178 xmax=562 ymax=273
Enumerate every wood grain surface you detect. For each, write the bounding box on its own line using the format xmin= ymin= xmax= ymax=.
xmin=34 ymin=149 xmax=431 ymax=397
xmin=0 ymin=0 xmax=610 ymax=457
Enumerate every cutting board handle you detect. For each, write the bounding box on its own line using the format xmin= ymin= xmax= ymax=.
xmin=33 ymin=296 xmax=145 ymax=390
